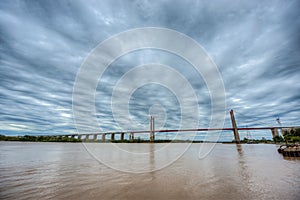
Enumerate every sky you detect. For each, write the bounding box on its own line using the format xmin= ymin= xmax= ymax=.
xmin=0 ymin=0 xmax=300 ymax=141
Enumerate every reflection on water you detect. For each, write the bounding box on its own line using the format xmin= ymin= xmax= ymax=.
xmin=236 ymin=144 xmax=252 ymax=194
xmin=82 ymin=142 xmax=192 ymax=173
xmin=149 ymin=144 xmax=155 ymax=171
xmin=0 ymin=142 xmax=299 ymax=200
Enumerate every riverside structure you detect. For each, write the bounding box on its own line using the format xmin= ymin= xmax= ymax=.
xmin=44 ymin=110 xmax=299 ymax=143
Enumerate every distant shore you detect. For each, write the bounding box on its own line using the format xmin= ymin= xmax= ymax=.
xmin=0 ymin=134 xmax=280 ymax=144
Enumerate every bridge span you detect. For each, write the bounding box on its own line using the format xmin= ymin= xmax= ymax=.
xmin=52 ymin=126 xmax=298 ymax=142
xmin=46 ymin=110 xmax=299 ymax=143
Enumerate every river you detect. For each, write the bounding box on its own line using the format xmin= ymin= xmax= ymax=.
xmin=0 ymin=142 xmax=299 ymax=200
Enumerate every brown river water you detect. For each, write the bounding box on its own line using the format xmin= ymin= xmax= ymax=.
xmin=0 ymin=142 xmax=299 ymax=200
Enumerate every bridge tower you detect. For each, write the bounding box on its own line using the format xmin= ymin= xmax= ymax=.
xmin=276 ymin=117 xmax=283 ymax=136
xmin=246 ymin=126 xmax=252 ymax=140
xmin=230 ymin=109 xmax=240 ymax=143
xmin=150 ymin=116 xmax=155 ymax=142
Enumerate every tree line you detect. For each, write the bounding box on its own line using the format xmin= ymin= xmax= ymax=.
xmin=0 ymin=135 xmax=82 ymax=142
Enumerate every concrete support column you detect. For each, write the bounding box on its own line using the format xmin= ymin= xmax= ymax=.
xmin=271 ymin=128 xmax=279 ymax=138
xmin=111 ymin=133 xmax=115 ymax=141
xmin=230 ymin=109 xmax=240 ymax=143
xmin=102 ymin=134 xmax=106 ymax=141
xmin=120 ymin=133 xmax=124 ymax=141
xmin=78 ymin=135 xmax=82 ymax=140
xmin=93 ymin=134 xmax=98 ymax=141
xmin=130 ymin=133 xmax=134 ymax=141
xmin=85 ymin=134 xmax=90 ymax=141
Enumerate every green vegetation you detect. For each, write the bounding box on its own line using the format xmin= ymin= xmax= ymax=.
xmin=0 ymin=135 xmax=82 ymax=142
xmin=282 ymin=128 xmax=300 ymax=143
xmin=273 ymin=135 xmax=284 ymax=143
xmin=238 ymin=137 xmax=272 ymax=144
xmin=270 ymin=128 xmax=300 ymax=144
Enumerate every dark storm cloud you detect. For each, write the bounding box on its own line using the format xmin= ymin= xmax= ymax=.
xmin=0 ymin=0 xmax=299 ymax=139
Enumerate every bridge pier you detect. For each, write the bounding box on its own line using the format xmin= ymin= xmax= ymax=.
xmin=71 ymin=135 xmax=75 ymax=139
xmin=271 ymin=128 xmax=279 ymax=138
xmin=85 ymin=134 xmax=90 ymax=141
xmin=230 ymin=110 xmax=240 ymax=143
xmin=93 ymin=134 xmax=98 ymax=141
xmin=102 ymin=134 xmax=106 ymax=141
xmin=130 ymin=133 xmax=134 ymax=141
xmin=78 ymin=135 xmax=82 ymax=140
xmin=120 ymin=133 xmax=124 ymax=141
xmin=111 ymin=133 xmax=115 ymax=141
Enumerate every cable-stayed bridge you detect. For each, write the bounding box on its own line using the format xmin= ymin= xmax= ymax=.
xmin=46 ymin=110 xmax=300 ymax=143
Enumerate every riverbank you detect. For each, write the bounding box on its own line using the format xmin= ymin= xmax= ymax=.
xmin=0 ymin=135 xmax=82 ymax=143
xmin=0 ymin=134 xmax=279 ymax=144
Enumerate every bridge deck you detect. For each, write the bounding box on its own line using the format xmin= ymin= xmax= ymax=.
xmin=47 ymin=126 xmax=299 ymax=136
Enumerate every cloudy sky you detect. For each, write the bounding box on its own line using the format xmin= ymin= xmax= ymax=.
xmin=1 ymin=0 xmax=300 ymax=140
